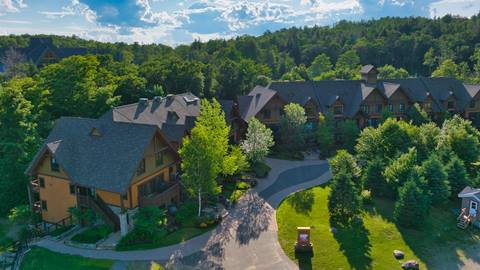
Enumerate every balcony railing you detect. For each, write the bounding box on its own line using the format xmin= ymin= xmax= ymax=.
xmin=32 ymin=201 xmax=41 ymax=213
xmin=30 ymin=179 xmax=40 ymax=192
xmin=139 ymin=181 xmax=180 ymax=208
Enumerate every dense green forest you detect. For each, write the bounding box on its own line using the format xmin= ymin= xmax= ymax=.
xmin=1 ymin=14 xmax=480 ymax=216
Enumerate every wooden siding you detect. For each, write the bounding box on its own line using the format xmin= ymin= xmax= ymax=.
xmin=255 ymin=96 xmax=286 ymax=124
xmin=129 ymin=165 xmax=176 ymax=209
xmin=35 ymin=152 xmax=69 ymax=179
xmin=38 ymin=174 xmax=76 ymax=223
xmin=132 ymin=133 xmax=177 ymax=184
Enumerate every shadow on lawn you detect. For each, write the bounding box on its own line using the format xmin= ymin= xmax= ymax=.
xmin=367 ymin=198 xmax=480 ymax=270
xmin=286 ymin=189 xmax=315 ymax=216
xmin=295 ymin=250 xmax=314 ymax=270
xmin=330 ymin=217 xmax=372 ymax=270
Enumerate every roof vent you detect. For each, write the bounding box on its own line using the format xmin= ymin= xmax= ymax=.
xmin=90 ymin=127 xmax=101 ymax=137
xmin=449 ymin=91 xmax=454 ymax=96
xmin=426 ymin=91 xmax=430 ymax=96
xmin=183 ymin=96 xmax=199 ymax=105
xmin=138 ymin=98 xmax=148 ymax=105
xmin=166 ymin=94 xmax=174 ymax=100
xmin=153 ymin=96 xmax=163 ymax=103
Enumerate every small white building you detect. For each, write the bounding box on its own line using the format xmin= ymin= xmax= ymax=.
xmin=458 ymin=186 xmax=480 ymax=223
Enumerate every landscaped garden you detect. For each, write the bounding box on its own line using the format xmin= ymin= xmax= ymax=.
xmin=277 ymin=186 xmax=480 ymax=269
xmin=20 ymin=247 xmax=113 ymax=270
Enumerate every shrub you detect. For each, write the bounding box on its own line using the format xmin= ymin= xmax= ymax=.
xmin=117 ymin=227 xmax=168 ymax=248
xmin=230 ymin=189 xmax=246 ymax=203
xmin=49 ymin=225 xmax=74 ymax=237
xmin=235 ymin=181 xmax=251 ymax=190
xmin=394 ymin=179 xmax=430 ymax=228
xmin=71 ymin=225 xmax=112 ymax=244
xmin=175 ymin=201 xmax=198 ymax=227
xmin=252 ymin=161 xmax=271 ymax=178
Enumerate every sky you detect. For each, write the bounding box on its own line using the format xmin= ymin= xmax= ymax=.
xmin=0 ymin=0 xmax=480 ymax=47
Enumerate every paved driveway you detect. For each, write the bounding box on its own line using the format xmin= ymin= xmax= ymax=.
xmin=36 ymin=157 xmax=332 ymax=270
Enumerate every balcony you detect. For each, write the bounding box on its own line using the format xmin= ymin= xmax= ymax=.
xmin=33 ymin=201 xmax=41 ymax=213
xmin=30 ymin=179 xmax=40 ymax=192
xmin=139 ymin=181 xmax=180 ymax=208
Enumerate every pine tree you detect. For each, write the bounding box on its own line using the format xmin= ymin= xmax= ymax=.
xmin=420 ymin=154 xmax=450 ymax=205
xmin=363 ymin=158 xmax=392 ymax=198
xmin=329 ymin=150 xmax=362 ymax=189
xmin=394 ymin=178 xmax=430 ymax=228
xmin=328 ymin=169 xmax=362 ymax=223
xmin=445 ymin=155 xmax=469 ymax=198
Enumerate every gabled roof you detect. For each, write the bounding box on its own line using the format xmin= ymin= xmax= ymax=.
xmin=360 ymin=64 xmax=377 ymax=74
xmin=237 ymin=86 xmax=278 ymax=121
xmin=25 ymin=117 xmax=162 ymax=194
xmin=458 ymin=186 xmax=480 ymax=202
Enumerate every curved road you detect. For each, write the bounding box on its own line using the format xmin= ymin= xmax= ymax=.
xmin=36 ymin=157 xmax=332 ymax=269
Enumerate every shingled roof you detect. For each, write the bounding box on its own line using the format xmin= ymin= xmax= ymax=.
xmin=105 ymin=93 xmax=201 ymax=143
xmin=240 ymin=76 xmax=480 ymax=118
xmin=25 ymin=117 xmax=161 ymax=194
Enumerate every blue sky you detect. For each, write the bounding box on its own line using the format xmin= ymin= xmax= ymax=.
xmin=0 ymin=0 xmax=479 ymax=46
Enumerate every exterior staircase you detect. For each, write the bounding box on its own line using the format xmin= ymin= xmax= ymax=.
xmin=457 ymin=208 xmax=472 ymax=229
xmin=77 ymin=194 xmax=120 ymax=231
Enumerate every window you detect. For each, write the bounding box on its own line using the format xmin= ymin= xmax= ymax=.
xmin=50 ymin=157 xmax=59 ymax=172
xmin=387 ymin=104 xmax=393 ymax=112
xmin=69 ymin=184 xmax=75 ymax=195
xmin=169 ymin=166 xmax=174 ymax=181
xmin=262 ymin=109 xmax=271 ymax=119
xmin=375 ymin=104 xmax=383 ymax=114
xmin=155 ymin=151 xmax=164 ymax=167
xmin=136 ymin=158 xmax=146 ymax=176
xmin=399 ymin=103 xmax=405 ymax=113
xmin=447 ymin=101 xmax=455 ymax=110
xmin=423 ymin=102 xmax=431 ymax=111
xmin=122 ymin=194 xmax=128 ymax=200
xmin=41 ymin=200 xmax=47 ymax=211
xmin=361 ymin=105 xmax=369 ymax=114
xmin=470 ymin=100 xmax=476 ymax=109
xmin=333 ymin=105 xmax=344 ymax=115
xmin=39 ymin=177 xmax=45 ymax=188
xmin=138 ymin=174 xmax=166 ymax=196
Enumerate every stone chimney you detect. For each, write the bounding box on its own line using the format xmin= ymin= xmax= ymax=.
xmin=360 ymin=65 xmax=378 ymax=84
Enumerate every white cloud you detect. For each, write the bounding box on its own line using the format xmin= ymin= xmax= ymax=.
xmin=429 ymin=0 xmax=480 ymax=18
xmin=0 ymin=0 xmax=27 ymax=13
xmin=0 ymin=18 xmax=30 ymax=24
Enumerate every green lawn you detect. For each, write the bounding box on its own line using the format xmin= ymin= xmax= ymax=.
xmin=277 ymin=185 xmax=480 ymax=270
xmin=20 ymin=247 xmax=113 ymax=270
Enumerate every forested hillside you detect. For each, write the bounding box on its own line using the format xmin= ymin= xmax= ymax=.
xmin=1 ymin=14 xmax=480 ymax=216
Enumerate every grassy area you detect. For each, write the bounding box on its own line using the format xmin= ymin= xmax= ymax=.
xmin=71 ymin=225 xmax=112 ymax=244
xmin=277 ymin=185 xmax=480 ymax=270
xmin=20 ymin=247 xmax=113 ymax=270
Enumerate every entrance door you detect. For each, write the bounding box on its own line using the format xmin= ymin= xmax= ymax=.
xmin=470 ymin=201 xmax=478 ymax=217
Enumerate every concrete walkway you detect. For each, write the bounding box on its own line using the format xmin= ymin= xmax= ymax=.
xmin=35 ymin=157 xmax=332 ymax=269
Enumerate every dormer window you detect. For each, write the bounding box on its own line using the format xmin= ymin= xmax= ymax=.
xmin=90 ymin=128 xmax=101 ymax=137
xmin=167 ymin=111 xmax=179 ymax=123
xmin=136 ymin=158 xmax=145 ymax=176
xmin=333 ymin=105 xmax=344 ymax=115
xmin=399 ymin=103 xmax=406 ymax=113
xmin=50 ymin=157 xmax=59 ymax=172
xmin=361 ymin=105 xmax=369 ymax=114
xmin=447 ymin=101 xmax=455 ymax=110
xmin=387 ymin=104 xmax=393 ymax=112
